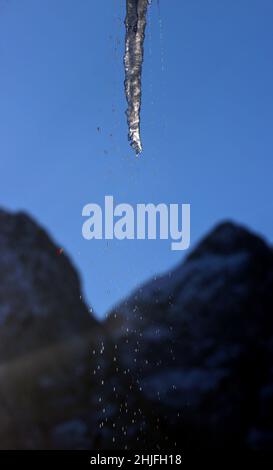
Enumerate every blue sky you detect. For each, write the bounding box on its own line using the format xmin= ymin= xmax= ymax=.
xmin=1 ymin=0 xmax=273 ymax=317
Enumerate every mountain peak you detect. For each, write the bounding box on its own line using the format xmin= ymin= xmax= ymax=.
xmin=0 ymin=208 xmax=97 ymax=360
xmin=187 ymin=220 xmax=271 ymax=261
xmin=102 ymin=221 xmax=273 ymax=450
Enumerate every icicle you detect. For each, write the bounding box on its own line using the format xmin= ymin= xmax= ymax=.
xmin=124 ymin=0 xmax=151 ymax=155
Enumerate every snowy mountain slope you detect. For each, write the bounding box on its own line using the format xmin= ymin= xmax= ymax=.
xmin=0 ymin=209 xmax=100 ymax=449
xmin=102 ymin=221 xmax=273 ymax=450
xmin=0 ymin=209 xmax=272 ymax=451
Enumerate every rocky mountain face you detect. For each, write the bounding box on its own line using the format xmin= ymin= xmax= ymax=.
xmin=0 ymin=209 xmax=101 ymax=449
xmin=0 ymin=209 xmax=272 ymax=451
xmin=101 ymin=222 xmax=273 ymax=451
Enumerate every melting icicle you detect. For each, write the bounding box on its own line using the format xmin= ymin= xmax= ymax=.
xmin=124 ymin=0 xmax=151 ymax=155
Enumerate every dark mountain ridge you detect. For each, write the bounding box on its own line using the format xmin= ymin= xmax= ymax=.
xmin=0 ymin=209 xmax=100 ymax=449
xmin=102 ymin=221 xmax=273 ymax=450
xmin=0 ymin=209 xmax=272 ymax=451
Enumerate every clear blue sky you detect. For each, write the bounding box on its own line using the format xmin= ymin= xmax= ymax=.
xmin=1 ymin=0 xmax=273 ymax=317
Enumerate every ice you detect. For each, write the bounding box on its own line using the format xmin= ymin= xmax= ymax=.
xmin=124 ymin=0 xmax=151 ymax=154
